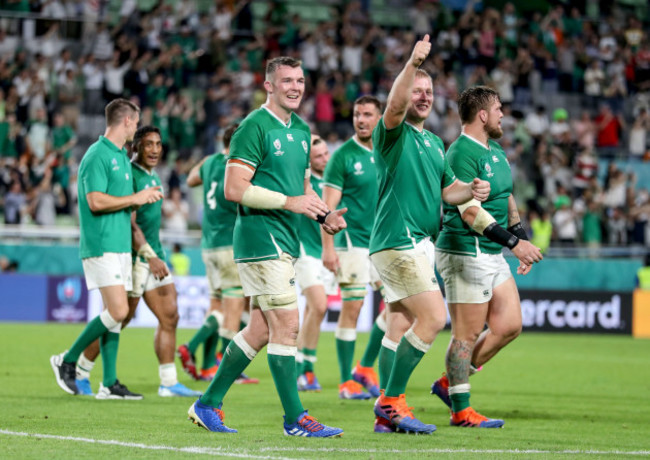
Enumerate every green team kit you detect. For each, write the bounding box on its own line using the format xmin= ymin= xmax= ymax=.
xmin=200 ymin=153 xmax=238 ymax=250
xmin=298 ymin=173 xmax=325 ymax=259
xmin=436 ymin=134 xmax=512 ymax=256
xmin=78 ymin=136 xmax=133 ymax=259
xmin=229 ymin=107 xmax=311 ymax=262
xmin=370 ymin=120 xmax=456 ymax=254
xmin=131 ymin=162 xmax=165 ymax=262
xmin=324 ymin=137 xmax=377 ymax=250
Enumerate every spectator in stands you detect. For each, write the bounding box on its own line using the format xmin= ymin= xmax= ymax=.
xmin=629 ymin=108 xmax=649 ymax=157
xmin=3 ymin=180 xmax=27 ymax=224
xmin=595 ymin=104 xmax=624 ymax=158
xmin=581 ymin=194 xmax=603 ymax=250
xmin=162 ymin=186 xmax=189 ymax=233
xmin=26 ymin=107 xmax=49 ymax=161
xmin=572 ymin=110 xmax=596 ymax=152
xmin=583 ymin=60 xmax=605 ymax=111
xmin=529 ymin=208 xmax=552 ymax=254
xmin=606 ymin=206 xmax=628 ymax=245
xmin=552 ymin=191 xmax=578 ymax=245
xmin=525 ymin=105 xmax=549 ymax=143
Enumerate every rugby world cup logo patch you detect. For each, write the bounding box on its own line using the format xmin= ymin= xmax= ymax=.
xmin=273 ymin=138 xmax=284 ymax=156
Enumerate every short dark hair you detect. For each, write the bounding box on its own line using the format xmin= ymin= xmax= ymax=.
xmin=105 ymin=98 xmax=139 ymax=127
xmin=223 ymin=123 xmax=239 ymax=150
xmin=132 ymin=125 xmax=160 ymax=152
xmin=265 ymin=56 xmax=302 ymax=80
xmin=457 ymin=86 xmax=500 ymax=124
xmin=354 ymin=95 xmax=382 ymax=112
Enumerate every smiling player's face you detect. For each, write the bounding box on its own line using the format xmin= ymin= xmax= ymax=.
xmin=265 ymin=65 xmax=305 ymax=115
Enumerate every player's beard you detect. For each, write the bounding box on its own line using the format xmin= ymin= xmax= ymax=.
xmin=486 ymin=124 xmax=503 ymax=139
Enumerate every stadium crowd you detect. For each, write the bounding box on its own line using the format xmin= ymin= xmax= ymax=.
xmin=0 ymin=0 xmax=649 ymax=250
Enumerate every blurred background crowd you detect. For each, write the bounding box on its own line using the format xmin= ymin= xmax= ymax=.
xmin=0 ymin=0 xmax=649 ymax=254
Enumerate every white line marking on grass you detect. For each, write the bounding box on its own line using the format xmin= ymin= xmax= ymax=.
xmin=2 ymin=430 xmax=649 ymax=457
xmin=0 ymin=429 xmax=289 ymax=459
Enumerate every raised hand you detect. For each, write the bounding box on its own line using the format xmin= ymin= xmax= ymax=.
xmin=409 ymin=34 xmax=431 ymax=68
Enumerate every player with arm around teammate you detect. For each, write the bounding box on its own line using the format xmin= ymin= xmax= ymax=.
xmin=72 ymin=126 xmax=202 ymax=398
xmin=50 ymin=99 xmax=163 ymax=399
xmin=369 ymin=36 xmax=490 ymax=433
xmin=187 ymin=56 xmax=347 ymax=437
xmin=430 ymin=85 xmax=542 ymax=427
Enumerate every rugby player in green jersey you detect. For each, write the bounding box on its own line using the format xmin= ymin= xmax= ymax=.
xmin=431 ymin=86 xmax=542 ymax=427
xmin=321 ymin=95 xmax=386 ymax=400
xmin=71 ymin=126 xmax=202 ymax=399
xmin=183 ymin=123 xmax=258 ymax=384
xmin=50 ymin=99 xmax=163 ymax=399
xmin=295 ymin=135 xmax=338 ymax=392
xmin=369 ymin=36 xmax=490 ymax=433
xmin=187 ymin=57 xmax=346 ymax=437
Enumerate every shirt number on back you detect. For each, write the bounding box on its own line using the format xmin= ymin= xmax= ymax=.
xmin=207 ymin=181 xmax=218 ymax=210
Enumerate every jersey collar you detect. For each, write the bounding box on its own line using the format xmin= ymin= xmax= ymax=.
xmin=132 ymin=160 xmax=154 ymax=176
xmin=404 ymin=121 xmax=424 ymax=133
xmin=352 ymin=135 xmax=373 ymax=153
xmin=99 ymin=135 xmax=127 ymax=154
xmin=461 ymin=132 xmax=490 ymax=150
xmin=262 ymin=104 xmax=292 ymax=128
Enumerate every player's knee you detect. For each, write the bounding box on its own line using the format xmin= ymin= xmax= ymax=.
xmin=161 ymin=308 xmax=179 ymax=330
xmin=256 ymin=291 xmax=297 ymax=311
xmin=340 ymin=284 xmax=367 ymax=303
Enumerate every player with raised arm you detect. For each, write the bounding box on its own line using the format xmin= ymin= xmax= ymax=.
xmin=50 ymin=99 xmax=163 ymax=399
xmin=295 ymin=135 xmax=337 ymax=392
xmin=369 ymin=36 xmax=490 ymax=433
xmin=183 ymin=123 xmax=258 ymax=384
xmin=186 ymin=57 xmax=347 ymax=437
xmin=72 ymin=126 xmax=202 ymax=398
xmin=430 ymin=85 xmax=542 ymax=427
xmin=321 ymin=95 xmax=386 ymax=400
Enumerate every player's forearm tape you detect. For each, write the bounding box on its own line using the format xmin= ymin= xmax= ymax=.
xmin=316 ymin=211 xmax=331 ymax=224
xmin=507 ymin=222 xmax=529 ymax=240
xmin=468 ymin=206 xmax=497 ymax=235
xmin=137 ymin=243 xmax=157 ymax=261
xmin=457 ymin=198 xmax=482 ymax=215
xmin=483 ymin=222 xmax=519 ymax=249
xmin=240 ymin=185 xmax=287 ymax=209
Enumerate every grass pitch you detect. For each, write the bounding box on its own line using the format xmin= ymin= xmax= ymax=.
xmin=1 ymin=323 xmax=650 ymax=459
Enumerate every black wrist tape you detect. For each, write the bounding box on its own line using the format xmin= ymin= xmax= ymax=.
xmin=484 ymin=222 xmax=519 ymax=249
xmin=507 ymin=222 xmax=528 ymax=240
xmin=316 ymin=211 xmax=331 ymax=224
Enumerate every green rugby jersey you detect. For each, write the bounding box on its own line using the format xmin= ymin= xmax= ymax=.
xmin=437 ymin=133 xmax=512 ymax=256
xmin=229 ymin=107 xmax=311 ymax=262
xmin=298 ymin=172 xmax=324 ymax=259
xmin=369 ymin=119 xmax=456 ymax=255
xmin=323 ymin=136 xmax=377 ymax=250
xmin=200 ymin=153 xmax=238 ymax=250
xmin=78 ymin=136 xmax=133 ymax=259
xmin=131 ymin=162 xmax=164 ymax=262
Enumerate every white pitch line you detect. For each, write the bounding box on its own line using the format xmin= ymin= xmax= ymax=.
xmin=1 ymin=429 xmax=649 ymax=457
xmin=0 ymin=429 xmax=289 ymax=459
